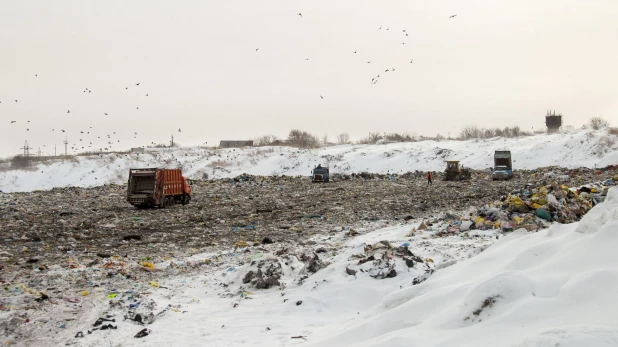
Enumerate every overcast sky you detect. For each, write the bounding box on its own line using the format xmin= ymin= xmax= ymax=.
xmin=1 ymin=0 xmax=617 ymax=157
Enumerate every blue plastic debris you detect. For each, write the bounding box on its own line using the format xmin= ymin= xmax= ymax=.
xmin=401 ymin=242 xmax=410 ymax=247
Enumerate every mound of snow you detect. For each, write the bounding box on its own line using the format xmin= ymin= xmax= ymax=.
xmin=1 ymin=129 xmax=617 ymax=193
xmin=312 ymin=188 xmax=618 ymax=346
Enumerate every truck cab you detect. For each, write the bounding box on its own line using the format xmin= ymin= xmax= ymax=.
xmin=312 ymin=165 xmax=330 ymax=183
xmin=493 ymin=151 xmax=513 ymax=180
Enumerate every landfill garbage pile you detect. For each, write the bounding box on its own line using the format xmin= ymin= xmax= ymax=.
xmin=409 ymin=169 xmax=615 ymax=236
xmin=0 ymin=166 xmax=616 ymax=345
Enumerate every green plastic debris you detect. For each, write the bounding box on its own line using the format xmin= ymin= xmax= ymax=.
xmin=535 ymin=208 xmax=552 ymax=221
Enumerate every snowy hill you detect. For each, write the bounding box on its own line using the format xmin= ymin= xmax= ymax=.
xmin=1 ymin=129 xmax=617 ymax=192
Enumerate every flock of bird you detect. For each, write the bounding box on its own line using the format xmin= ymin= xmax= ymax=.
xmin=2 ymin=79 xmax=186 ymax=154
xmin=2 ymin=11 xmax=457 ymax=155
xmin=260 ymin=12 xmax=458 ymax=95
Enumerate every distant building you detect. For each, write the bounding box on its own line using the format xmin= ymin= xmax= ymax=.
xmin=219 ymin=140 xmax=254 ymax=148
xmin=545 ymin=110 xmax=562 ymax=134
xmin=131 ymin=148 xmax=145 ymax=153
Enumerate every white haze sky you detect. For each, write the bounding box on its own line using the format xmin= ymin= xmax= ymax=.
xmin=1 ymin=0 xmax=617 ymax=157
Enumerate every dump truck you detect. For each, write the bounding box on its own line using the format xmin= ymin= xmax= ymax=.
xmin=311 ymin=165 xmax=330 ymax=183
xmin=444 ymin=160 xmax=471 ymax=181
xmin=492 ymin=151 xmax=513 ymax=180
xmin=127 ymin=168 xmax=191 ymax=208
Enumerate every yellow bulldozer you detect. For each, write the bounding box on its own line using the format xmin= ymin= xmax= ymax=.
xmin=444 ymin=160 xmax=471 ymax=181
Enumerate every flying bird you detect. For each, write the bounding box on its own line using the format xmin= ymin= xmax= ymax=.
xmin=378 ymin=25 xmax=382 ymax=30
xmin=385 ymin=69 xmax=390 ymax=72
xmin=367 ymin=61 xmax=371 ymax=64
xmin=35 ymin=74 xmax=37 ymax=77
xmin=11 ymin=121 xmax=16 ymax=123
xmin=320 ymin=95 xmax=324 ymax=99
xmin=256 ymin=48 xmax=259 ymax=51
xmin=67 ymin=110 xmax=70 ymax=113
xmin=409 ymin=59 xmax=413 ymax=63
xmin=136 ymin=83 xmax=140 ymax=86
xmin=27 ymin=120 xmax=30 ymax=123
xmin=146 ymin=94 xmax=148 ymax=96
xmin=14 ymin=100 xmax=17 ymax=102
xmin=136 ymin=107 xmax=139 ymax=109
xmin=401 ymin=43 xmax=405 ymax=45
xmin=449 ymin=14 xmax=457 ymax=18
xmin=297 ymin=13 xmax=302 ymax=17
xmin=354 ymin=51 xmax=357 ymax=53
xmin=26 ymin=128 xmax=29 ymax=131
xmin=105 ymin=113 xmax=108 ymax=115
xmin=178 ymin=128 xmax=181 ymax=132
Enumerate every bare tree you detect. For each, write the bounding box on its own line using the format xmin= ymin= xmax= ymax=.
xmin=322 ymin=134 xmax=329 ymax=145
xmin=358 ymin=132 xmax=383 ymax=144
xmin=459 ymin=126 xmax=481 ymax=140
xmin=336 ymin=133 xmax=351 ymax=144
xmin=589 ymin=117 xmax=609 ymax=130
xmin=287 ymin=129 xmax=320 ymax=148
xmin=254 ymin=134 xmax=278 ymax=146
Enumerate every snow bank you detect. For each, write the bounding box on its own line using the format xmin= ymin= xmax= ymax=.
xmin=312 ymin=189 xmax=618 ymax=346
xmin=1 ymin=129 xmax=617 ymax=192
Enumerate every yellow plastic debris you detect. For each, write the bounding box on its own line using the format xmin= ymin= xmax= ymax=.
xmin=474 ymin=216 xmax=485 ymax=224
xmin=426 ymin=258 xmax=434 ymax=263
xmin=78 ymin=291 xmax=89 ymax=296
xmin=141 ymin=262 xmax=155 ymax=269
xmin=150 ymin=281 xmax=160 ymax=288
xmin=107 ymin=293 xmax=117 ymax=299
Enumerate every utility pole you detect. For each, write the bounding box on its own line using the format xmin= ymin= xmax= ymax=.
xmin=170 ymin=134 xmax=174 ymax=148
xmin=37 ymin=147 xmax=41 ymax=157
xmin=55 ymin=144 xmax=57 ymax=157
xmin=63 ymin=137 xmax=68 ymax=156
xmin=20 ymin=141 xmax=32 ymax=157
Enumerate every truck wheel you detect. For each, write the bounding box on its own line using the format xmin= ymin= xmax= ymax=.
xmin=185 ymin=196 xmax=191 ymax=205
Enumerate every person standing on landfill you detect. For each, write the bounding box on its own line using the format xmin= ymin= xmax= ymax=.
xmin=427 ymin=172 xmax=432 ymax=185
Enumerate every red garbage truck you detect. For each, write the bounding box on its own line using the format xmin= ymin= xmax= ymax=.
xmin=127 ymin=168 xmax=192 ymax=208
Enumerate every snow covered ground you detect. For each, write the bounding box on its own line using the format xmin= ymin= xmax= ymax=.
xmin=1 ymin=129 xmax=617 ymax=192
xmin=23 ymin=187 xmax=618 ymax=347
